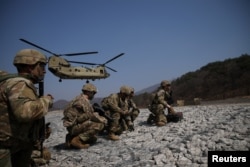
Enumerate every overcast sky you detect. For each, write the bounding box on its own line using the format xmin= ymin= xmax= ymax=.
xmin=1 ymin=0 xmax=249 ymax=101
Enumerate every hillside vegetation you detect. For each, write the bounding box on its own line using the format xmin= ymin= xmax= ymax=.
xmin=133 ymin=54 xmax=250 ymax=107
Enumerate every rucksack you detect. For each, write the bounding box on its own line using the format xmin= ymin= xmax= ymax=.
xmin=166 ymin=112 xmax=183 ymax=123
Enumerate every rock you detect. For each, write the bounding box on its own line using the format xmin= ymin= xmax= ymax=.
xmin=41 ymin=103 xmax=250 ymax=166
xmin=153 ymin=153 xmax=167 ymax=166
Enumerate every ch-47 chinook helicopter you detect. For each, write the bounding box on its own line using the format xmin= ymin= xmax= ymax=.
xmin=20 ymin=38 xmax=124 ymax=82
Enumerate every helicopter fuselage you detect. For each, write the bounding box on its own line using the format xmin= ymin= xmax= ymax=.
xmin=48 ymin=56 xmax=110 ymax=80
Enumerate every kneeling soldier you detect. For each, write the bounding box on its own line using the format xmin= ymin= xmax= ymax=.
xmin=63 ymin=83 xmax=107 ymax=149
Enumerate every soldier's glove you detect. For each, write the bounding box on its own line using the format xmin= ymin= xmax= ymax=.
xmin=45 ymin=123 xmax=51 ymax=139
xmin=77 ymin=114 xmax=89 ymax=123
xmin=168 ymin=106 xmax=176 ymax=114
xmin=44 ymin=94 xmax=54 ymax=108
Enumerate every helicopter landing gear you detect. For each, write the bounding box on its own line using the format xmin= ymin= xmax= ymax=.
xmin=86 ymin=80 xmax=89 ymax=83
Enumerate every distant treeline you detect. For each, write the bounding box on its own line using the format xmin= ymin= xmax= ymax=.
xmin=133 ymin=54 xmax=250 ymax=107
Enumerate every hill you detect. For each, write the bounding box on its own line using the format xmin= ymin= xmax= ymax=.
xmin=133 ymin=54 xmax=250 ymax=107
xmin=52 ymin=54 xmax=250 ymax=108
xmin=51 ymin=99 xmax=69 ymax=110
xmin=135 ymin=84 xmax=159 ymax=95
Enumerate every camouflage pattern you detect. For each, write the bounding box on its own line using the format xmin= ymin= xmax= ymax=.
xmin=13 ymin=49 xmax=47 ymax=65
xmin=121 ymin=87 xmax=140 ymax=131
xmin=148 ymin=88 xmax=172 ymax=124
xmin=120 ymin=85 xmax=131 ymax=95
xmin=63 ymin=93 xmax=106 ymax=144
xmin=128 ymin=98 xmax=140 ymax=122
xmin=31 ymin=146 xmax=51 ymax=166
xmin=101 ymin=93 xmax=129 ymax=134
xmin=31 ymin=123 xmax=52 ymax=166
xmin=0 ymin=76 xmax=53 ymax=166
xmin=128 ymin=87 xmax=140 ymax=122
xmin=160 ymin=80 xmax=171 ymax=87
xmin=0 ymin=77 xmax=52 ymax=142
xmin=82 ymin=83 xmax=97 ymax=92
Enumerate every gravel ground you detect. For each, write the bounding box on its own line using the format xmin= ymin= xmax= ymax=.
xmin=42 ymin=102 xmax=250 ymax=167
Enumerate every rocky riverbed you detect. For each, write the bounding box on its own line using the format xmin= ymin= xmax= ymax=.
xmin=43 ymin=103 xmax=250 ymax=167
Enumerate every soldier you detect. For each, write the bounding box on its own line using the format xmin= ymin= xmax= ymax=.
xmin=128 ymin=87 xmax=140 ymax=123
xmin=101 ymin=86 xmax=131 ymax=140
xmin=123 ymin=87 xmax=140 ymax=131
xmin=0 ymin=49 xmax=53 ymax=167
xmin=147 ymin=80 xmax=175 ymax=126
xmin=30 ymin=123 xmax=52 ymax=166
xmin=63 ymin=83 xmax=107 ymax=149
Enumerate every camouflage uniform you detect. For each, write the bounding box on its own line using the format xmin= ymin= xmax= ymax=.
xmin=147 ymin=80 xmax=174 ymax=126
xmin=30 ymin=123 xmax=51 ymax=166
xmin=128 ymin=99 xmax=140 ymax=122
xmin=0 ymin=49 xmax=53 ymax=167
xmin=123 ymin=87 xmax=140 ymax=131
xmin=101 ymin=86 xmax=130 ymax=140
xmin=31 ymin=145 xmax=51 ymax=166
xmin=63 ymin=83 xmax=106 ymax=149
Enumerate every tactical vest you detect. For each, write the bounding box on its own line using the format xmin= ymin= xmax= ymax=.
xmin=0 ymin=72 xmax=43 ymax=143
xmin=101 ymin=97 xmax=109 ymax=110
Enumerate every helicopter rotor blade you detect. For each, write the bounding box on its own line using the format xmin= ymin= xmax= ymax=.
xmin=103 ymin=53 xmax=124 ymax=65
xmin=60 ymin=51 xmax=98 ymax=56
xmin=20 ymin=38 xmax=98 ymax=57
xmin=20 ymin=38 xmax=57 ymax=55
xmin=105 ymin=66 xmax=117 ymax=72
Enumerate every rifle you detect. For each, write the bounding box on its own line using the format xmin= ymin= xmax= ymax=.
xmin=92 ymin=103 xmax=113 ymax=121
xmin=38 ymin=80 xmax=45 ymax=158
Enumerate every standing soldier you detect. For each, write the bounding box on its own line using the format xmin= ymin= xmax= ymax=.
xmin=147 ymin=80 xmax=175 ymax=126
xmin=101 ymin=86 xmax=130 ymax=140
xmin=30 ymin=122 xmax=52 ymax=166
xmin=0 ymin=49 xmax=53 ymax=167
xmin=63 ymin=83 xmax=107 ymax=149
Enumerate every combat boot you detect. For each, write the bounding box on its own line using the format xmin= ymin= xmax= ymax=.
xmin=108 ymin=133 xmax=120 ymax=140
xmin=127 ymin=121 xmax=134 ymax=131
xmin=147 ymin=114 xmax=155 ymax=124
xmin=88 ymin=135 xmax=97 ymax=144
xmin=65 ymin=133 xmax=71 ymax=148
xmin=156 ymin=121 xmax=166 ymax=127
xmin=42 ymin=147 xmax=51 ymax=161
xmin=70 ymin=136 xmax=90 ymax=149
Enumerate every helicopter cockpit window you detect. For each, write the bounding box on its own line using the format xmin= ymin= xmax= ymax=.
xmin=100 ymin=69 xmax=104 ymax=74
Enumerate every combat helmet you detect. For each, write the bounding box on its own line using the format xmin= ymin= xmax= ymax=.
xmin=160 ymin=80 xmax=171 ymax=87
xmin=13 ymin=49 xmax=47 ymax=66
xmin=82 ymin=83 xmax=97 ymax=93
xmin=120 ymin=85 xmax=131 ymax=95
xmin=130 ymin=87 xmax=134 ymax=93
